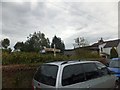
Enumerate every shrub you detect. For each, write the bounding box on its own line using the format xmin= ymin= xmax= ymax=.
xmin=2 ymin=50 xmax=100 ymax=65
xmin=2 ymin=52 xmax=70 ymax=65
xmin=75 ymin=49 xmax=100 ymax=59
xmin=110 ymin=47 xmax=118 ymax=59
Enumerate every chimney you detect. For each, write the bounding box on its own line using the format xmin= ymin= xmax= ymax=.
xmin=98 ymin=38 xmax=104 ymax=44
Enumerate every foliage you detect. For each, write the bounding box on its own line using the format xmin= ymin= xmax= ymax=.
xmin=1 ymin=38 xmax=10 ymax=49
xmin=14 ymin=42 xmax=24 ymax=51
xmin=110 ymin=47 xmax=118 ymax=59
xmin=13 ymin=31 xmax=50 ymax=52
xmin=2 ymin=51 xmax=100 ymax=65
xmin=2 ymin=52 xmax=71 ymax=65
xmin=75 ymin=49 xmax=100 ymax=59
xmin=2 ymin=48 xmax=12 ymax=53
xmin=23 ymin=31 xmax=50 ymax=52
xmin=51 ymin=35 xmax=65 ymax=53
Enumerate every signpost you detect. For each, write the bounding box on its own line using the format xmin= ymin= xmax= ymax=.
xmin=44 ymin=44 xmax=60 ymax=57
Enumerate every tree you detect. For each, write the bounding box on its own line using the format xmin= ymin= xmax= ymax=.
xmin=51 ymin=35 xmax=65 ymax=53
xmin=8 ymin=48 xmax=12 ymax=53
xmin=110 ymin=47 xmax=118 ymax=59
xmin=24 ymin=31 xmax=50 ymax=52
xmin=1 ymin=38 xmax=10 ymax=49
xmin=73 ymin=37 xmax=89 ymax=48
xmin=14 ymin=42 xmax=24 ymax=51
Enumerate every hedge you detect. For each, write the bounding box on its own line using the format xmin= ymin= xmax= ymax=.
xmin=2 ymin=51 xmax=100 ymax=65
xmin=2 ymin=52 xmax=70 ymax=65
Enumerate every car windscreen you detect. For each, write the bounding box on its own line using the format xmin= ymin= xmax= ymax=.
xmin=34 ymin=64 xmax=58 ymax=86
xmin=109 ymin=60 xmax=120 ymax=68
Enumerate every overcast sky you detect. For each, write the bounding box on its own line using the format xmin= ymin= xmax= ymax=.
xmin=1 ymin=0 xmax=119 ymax=49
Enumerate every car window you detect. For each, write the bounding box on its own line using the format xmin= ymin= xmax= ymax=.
xmin=109 ymin=60 xmax=120 ymax=68
xmin=62 ymin=64 xmax=85 ymax=86
xmin=83 ymin=63 xmax=99 ymax=80
xmin=95 ymin=62 xmax=109 ymax=76
xmin=98 ymin=67 xmax=109 ymax=76
xmin=95 ymin=62 xmax=106 ymax=69
xmin=34 ymin=64 xmax=58 ymax=86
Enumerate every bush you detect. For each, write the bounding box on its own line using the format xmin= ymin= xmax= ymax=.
xmin=2 ymin=52 xmax=71 ymax=65
xmin=2 ymin=50 xmax=100 ymax=65
xmin=110 ymin=47 xmax=118 ymax=59
xmin=75 ymin=49 xmax=100 ymax=59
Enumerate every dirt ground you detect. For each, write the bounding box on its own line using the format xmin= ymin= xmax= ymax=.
xmin=2 ymin=64 xmax=39 ymax=88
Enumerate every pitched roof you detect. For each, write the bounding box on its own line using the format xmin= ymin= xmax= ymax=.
xmin=74 ymin=45 xmax=99 ymax=50
xmin=64 ymin=49 xmax=74 ymax=51
xmin=91 ymin=43 xmax=99 ymax=47
xmin=64 ymin=45 xmax=99 ymax=52
xmin=91 ymin=39 xmax=120 ymax=48
xmin=104 ymin=39 xmax=120 ymax=48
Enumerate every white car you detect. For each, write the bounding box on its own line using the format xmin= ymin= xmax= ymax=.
xmin=32 ymin=60 xmax=117 ymax=90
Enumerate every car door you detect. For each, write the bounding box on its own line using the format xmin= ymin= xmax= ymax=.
xmin=96 ymin=67 xmax=116 ymax=88
xmin=82 ymin=63 xmax=107 ymax=88
xmin=95 ymin=62 xmax=116 ymax=88
xmin=82 ymin=62 xmax=116 ymax=89
xmin=60 ymin=64 xmax=89 ymax=90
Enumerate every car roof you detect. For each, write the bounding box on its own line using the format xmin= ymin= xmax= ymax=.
xmin=45 ymin=60 xmax=100 ymax=66
xmin=112 ymin=58 xmax=120 ymax=60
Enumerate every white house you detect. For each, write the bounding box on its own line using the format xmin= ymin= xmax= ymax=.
xmin=99 ymin=43 xmax=106 ymax=54
xmin=64 ymin=38 xmax=120 ymax=57
xmin=98 ymin=39 xmax=120 ymax=57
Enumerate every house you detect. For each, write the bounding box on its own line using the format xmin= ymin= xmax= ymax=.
xmin=64 ymin=38 xmax=120 ymax=58
xmin=98 ymin=39 xmax=120 ymax=57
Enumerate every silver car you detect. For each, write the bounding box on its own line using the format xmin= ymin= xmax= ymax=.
xmin=32 ymin=60 xmax=117 ymax=90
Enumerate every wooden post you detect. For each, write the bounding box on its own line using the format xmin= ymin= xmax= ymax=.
xmin=54 ymin=44 xmax=56 ymax=57
xmin=44 ymin=46 xmax=60 ymax=57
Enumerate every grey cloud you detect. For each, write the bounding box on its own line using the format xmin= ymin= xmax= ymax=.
xmin=1 ymin=2 xmax=118 ymax=49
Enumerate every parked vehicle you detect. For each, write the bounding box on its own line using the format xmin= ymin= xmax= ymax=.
xmin=32 ymin=60 xmax=117 ymax=90
xmin=108 ymin=58 xmax=120 ymax=87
